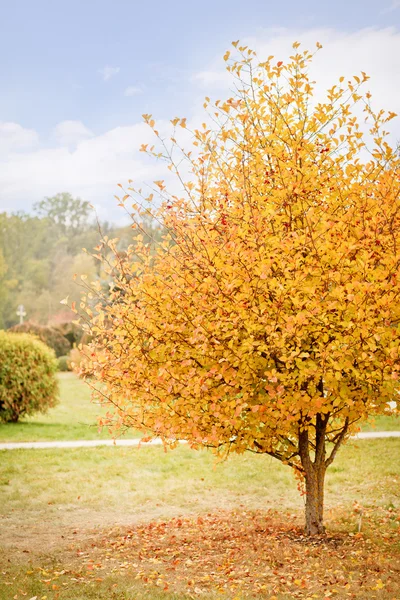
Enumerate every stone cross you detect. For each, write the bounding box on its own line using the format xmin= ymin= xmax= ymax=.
xmin=16 ymin=304 xmax=26 ymax=325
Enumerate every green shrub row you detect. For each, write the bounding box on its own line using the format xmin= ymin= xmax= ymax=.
xmin=8 ymin=321 xmax=91 ymax=358
xmin=9 ymin=322 xmax=71 ymax=357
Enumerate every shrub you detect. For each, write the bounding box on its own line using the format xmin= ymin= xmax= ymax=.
xmin=53 ymin=321 xmax=84 ymax=347
xmin=9 ymin=322 xmax=71 ymax=357
xmin=0 ymin=331 xmax=59 ymax=422
xmin=57 ymin=355 xmax=71 ymax=372
xmin=68 ymin=345 xmax=90 ymax=371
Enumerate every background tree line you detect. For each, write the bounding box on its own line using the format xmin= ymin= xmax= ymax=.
xmin=0 ymin=192 xmax=160 ymax=329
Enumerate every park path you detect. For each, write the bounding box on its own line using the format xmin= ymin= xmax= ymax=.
xmin=0 ymin=431 xmax=399 ymax=450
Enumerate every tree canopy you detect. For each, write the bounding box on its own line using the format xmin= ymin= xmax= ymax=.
xmin=80 ymin=42 xmax=400 ymax=535
xmin=0 ymin=193 xmax=158 ymax=328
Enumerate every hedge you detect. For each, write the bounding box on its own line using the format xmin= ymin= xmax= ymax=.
xmin=8 ymin=322 xmax=71 ymax=357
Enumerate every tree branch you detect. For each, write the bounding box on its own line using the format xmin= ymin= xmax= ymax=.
xmin=325 ymin=417 xmax=349 ymax=468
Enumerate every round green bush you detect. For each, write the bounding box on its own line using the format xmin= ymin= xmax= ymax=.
xmin=57 ymin=355 xmax=71 ymax=372
xmin=8 ymin=322 xmax=71 ymax=357
xmin=0 ymin=331 xmax=59 ymax=422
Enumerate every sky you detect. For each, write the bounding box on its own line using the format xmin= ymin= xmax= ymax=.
xmin=0 ymin=0 xmax=399 ymax=222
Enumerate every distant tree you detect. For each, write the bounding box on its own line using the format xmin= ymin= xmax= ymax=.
xmin=81 ymin=43 xmax=400 ymax=535
xmin=0 ymin=249 xmax=8 ymax=329
xmin=0 ymin=198 xmax=102 ymax=326
xmin=34 ymin=192 xmax=93 ymax=235
xmin=0 ymin=212 xmax=53 ymax=326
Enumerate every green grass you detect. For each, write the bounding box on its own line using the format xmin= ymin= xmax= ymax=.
xmin=0 ymin=373 xmax=139 ymax=442
xmin=360 ymin=413 xmax=400 ymax=431
xmin=0 ymin=374 xmax=399 ymax=598
xmin=1 ymin=439 xmax=399 ymax=523
xmin=0 ymin=439 xmax=399 ymax=599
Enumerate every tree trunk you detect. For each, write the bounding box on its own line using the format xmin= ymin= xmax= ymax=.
xmin=299 ymin=410 xmax=328 ymax=535
xmin=304 ymin=463 xmax=326 ymax=535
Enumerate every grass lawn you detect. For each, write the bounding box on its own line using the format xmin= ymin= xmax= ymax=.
xmin=0 ymin=373 xmax=399 ymax=597
xmin=360 ymin=413 xmax=400 ymax=431
xmin=0 ymin=439 xmax=399 ymax=599
xmin=0 ymin=373 xmax=398 ymax=444
xmin=0 ymin=373 xmax=140 ymax=442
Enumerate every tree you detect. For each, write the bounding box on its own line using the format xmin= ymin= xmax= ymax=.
xmin=0 ymin=248 xmax=8 ymax=329
xmin=0 ymin=212 xmax=50 ymax=327
xmin=80 ymin=43 xmax=400 ymax=535
xmin=34 ymin=193 xmax=92 ymax=235
xmin=0 ymin=198 xmax=102 ymax=327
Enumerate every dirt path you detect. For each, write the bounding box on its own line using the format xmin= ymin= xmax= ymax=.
xmin=0 ymin=431 xmax=399 ymax=450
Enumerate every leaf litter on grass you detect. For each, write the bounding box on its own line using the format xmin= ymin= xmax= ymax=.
xmin=14 ymin=507 xmax=399 ymax=600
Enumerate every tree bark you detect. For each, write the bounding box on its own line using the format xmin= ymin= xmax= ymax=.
xmin=304 ymin=462 xmax=326 ymax=535
xmin=299 ymin=410 xmax=328 ymax=535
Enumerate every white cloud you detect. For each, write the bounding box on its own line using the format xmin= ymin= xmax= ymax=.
xmin=124 ymin=85 xmax=144 ymax=97
xmin=0 ymin=121 xmax=172 ymax=219
xmin=53 ymin=120 xmax=94 ymax=147
xmin=98 ymin=65 xmax=120 ymax=81
xmin=1 ymin=26 xmax=400 ymax=219
xmin=0 ymin=122 xmax=39 ymax=155
xmin=191 ymin=69 xmax=231 ymax=88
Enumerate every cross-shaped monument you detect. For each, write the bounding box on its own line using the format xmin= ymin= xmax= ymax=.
xmin=16 ymin=304 xmax=26 ymax=325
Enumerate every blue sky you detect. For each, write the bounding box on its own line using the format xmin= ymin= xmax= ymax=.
xmin=0 ymin=0 xmax=399 ymax=220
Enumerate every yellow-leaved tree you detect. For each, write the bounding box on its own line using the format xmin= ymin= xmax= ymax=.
xmin=79 ymin=42 xmax=400 ymax=535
